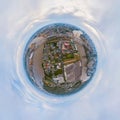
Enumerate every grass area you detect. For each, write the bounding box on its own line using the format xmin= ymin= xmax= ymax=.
xmin=54 ymin=69 xmax=63 ymax=76
xmin=63 ymin=53 xmax=80 ymax=65
xmin=63 ymin=53 xmax=74 ymax=60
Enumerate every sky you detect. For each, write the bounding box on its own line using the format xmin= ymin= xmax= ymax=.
xmin=0 ymin=0 xmax=120 ymax=120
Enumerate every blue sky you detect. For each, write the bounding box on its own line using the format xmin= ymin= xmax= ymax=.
xmin=0 ymin=0 xmax=120 ymax=120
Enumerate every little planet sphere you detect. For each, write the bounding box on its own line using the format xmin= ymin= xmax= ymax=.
xmin=24 ymin=23 xmax=97 ymax=95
